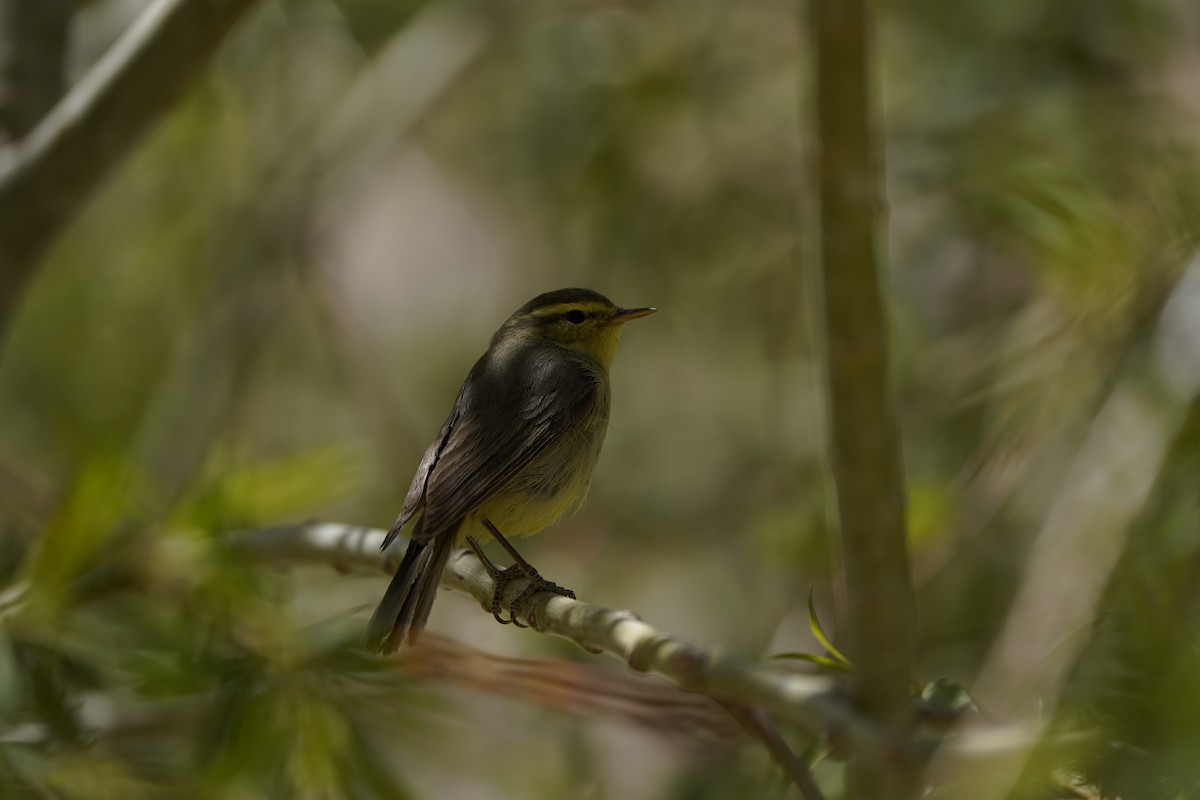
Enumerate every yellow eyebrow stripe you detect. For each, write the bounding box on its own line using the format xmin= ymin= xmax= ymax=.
xmin=529 ymin=301 xmax=611 ymax=318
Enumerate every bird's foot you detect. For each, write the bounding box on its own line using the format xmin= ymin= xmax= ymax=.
xmin=467 ymin=523 xmax=578 ymax=631
xmin=511 ymin=572 xmax=575 ymax=630
xmin=466 ymin=536 xmax=529 ymax=627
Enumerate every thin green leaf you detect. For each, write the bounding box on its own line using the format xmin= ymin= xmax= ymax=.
xmin=770 ymin=652 xmax=853 ymax=672
xmin=808 ymin=589 xmax=852 ymax=669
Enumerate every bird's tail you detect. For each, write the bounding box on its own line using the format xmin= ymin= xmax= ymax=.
xmin=366 ymin=528 xmax=455 ymax=654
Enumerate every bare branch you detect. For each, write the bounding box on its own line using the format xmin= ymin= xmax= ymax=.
xmin=0 ymin=0 xmax=259 ymax=333
xmin=229 ymin=520 xmax=1067 ymax=783
xmin=721 ymin=701 xmax=827 ymax=800
xmin=230 ymin=521 xmax=886 ymax=756
xmin=809 ymin=0 xmax=918 ymax=795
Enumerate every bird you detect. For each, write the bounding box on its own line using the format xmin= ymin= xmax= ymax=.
xmin=366 ymin=288 xmax=655 ymax=653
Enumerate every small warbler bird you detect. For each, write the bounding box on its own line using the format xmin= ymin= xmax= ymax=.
xmin=367 ymin=288 xmax=655 ymax=653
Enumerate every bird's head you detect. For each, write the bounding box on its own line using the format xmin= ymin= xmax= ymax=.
xmin=496 ymin=288 xmax=656 ymax=368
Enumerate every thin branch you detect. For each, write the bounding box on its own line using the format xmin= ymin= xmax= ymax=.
xmin=231 ymin=521 xmax=886 ymax=755
xmin=230 ymin=521 xmax=1079 ymax=782
xmin=809 ymin=0 xmax=918 ymax=796
xmin=720 ymin=701 xmax=827 ymax=800
xmin=0 ymin=0 xmax=259 ymax=334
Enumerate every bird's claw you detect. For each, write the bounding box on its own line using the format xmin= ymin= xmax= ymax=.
xmin=510 ymin=576 xmax=575 ymax=631
xmin=466 ymin=534 xmax=574 ymax=631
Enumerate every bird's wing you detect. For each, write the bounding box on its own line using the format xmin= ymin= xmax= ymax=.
xmin=418 ymin=349 xmax=601 ymax=538
xmin=380 ymin=383 xmax=467 ymax=551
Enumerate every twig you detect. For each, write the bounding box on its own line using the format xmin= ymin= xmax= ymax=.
xmin=212 ymin=520 xmax=1103 ymax=786
xmin=230 ymin=522 xmax=886 ymax=754
xmin=231 ymin=521 xmax=1084 ymax=778
xmin=0 ymin=0 xmax=259 ymax=333
xmin=720 ymin=701 xmax=827 ymax=800
xmin=809 ymin=0 xmax=918 ymax=796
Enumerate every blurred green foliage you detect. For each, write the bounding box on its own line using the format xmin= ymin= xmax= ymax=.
xmin=3 ymin=0 xmax=1200 ymax=796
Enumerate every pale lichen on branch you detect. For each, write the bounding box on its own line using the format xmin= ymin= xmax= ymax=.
xmin=229 ymin=520 xmax=994 ymax=766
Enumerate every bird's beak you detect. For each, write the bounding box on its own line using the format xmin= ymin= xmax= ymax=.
xmin=612 ymin=306 xmax=657 ymax=324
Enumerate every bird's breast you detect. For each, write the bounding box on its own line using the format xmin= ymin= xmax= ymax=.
xmin=465 ymin=398 xmax=610 ymax=541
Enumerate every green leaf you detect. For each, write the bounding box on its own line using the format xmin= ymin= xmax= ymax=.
xmin=771 ymin=652 xmax=852 ymax=672
xmin=808 ymin=590 xmax=852 ymax=670
xmin=768 ymin=592 xmax=854 ymax=672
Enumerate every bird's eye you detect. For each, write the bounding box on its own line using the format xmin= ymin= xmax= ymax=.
xmin=564 ymin=310 xmax=587 ymax=324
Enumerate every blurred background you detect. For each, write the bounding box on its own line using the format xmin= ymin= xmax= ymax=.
xmin=3 ymin=0 xmax=1200 ymax=797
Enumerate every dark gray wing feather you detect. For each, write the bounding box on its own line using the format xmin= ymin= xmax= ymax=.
xmin=418 ymin=346 xmax=600 ymax=537
xmin=366 ymin=515 xmax=457 ymax=652
xmin=380 ymin=381 xmax=469 ymax=551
